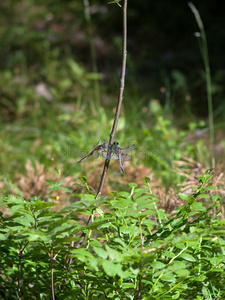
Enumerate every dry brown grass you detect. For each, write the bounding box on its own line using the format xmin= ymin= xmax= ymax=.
xmin=1 ymin=155 xmax=224 ymax=216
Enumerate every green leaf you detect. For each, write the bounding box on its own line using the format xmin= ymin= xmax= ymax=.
xmin=128 ymin=182 xmax=138 ymax=188
xmin=180 ymin=253 xmax=195 ymax=262
xmin=118 ymin=191 xmax=130 ymax=198
xmin=201 ymin=186 xmax=217 ymax=191
xmin=10 ymin=204 xmax=25 ymax=214
xmin=194 ymin=275 xmax=206 ymax=282
xmin=190 ymin=202 xmax=206 ymax=211
xmin=171 ymin=217 xmax=183 ymax=227
xmin=102 ymin=260 xmax=117 ymax=277
xmin=136 ymin=196 xmax=151 ymax=207
xmin=105 ymin=245 xmax=123 ymax=262
xmin=174 ymin=268 xmax=190 ymax=276
xmin=179 ymin=193 xmax=190 ymax=200
xmin=144 ymin=177 xmax=151 ymax=184
xmin=80 ymin=176 xmax=87 ymax=183
xmin=197 ymin=193 xmax=210 ymax=199
xmin=212 ymin=195 xmax=220 ymax=201
xmin=25 ymin=229 xmax=48 ymax=242
xmin=108 ymin=0 xmax=121 ymax=5
xmin=32 ymin=200 xmax=58 ymax=211
xmin=161 ymin=271 xmax=176 ymax=282
xmin=4 ymin=195 xmax=25 ymax=205
xmin=93 ymin=246 xmax=108 ymax=260
xmin=172 ymin=292 xmax=180 ymax=299
xmin=186 ymin=196 xmax=196 ymax=204
xmin=45 ymin=179 xmax=54 ymax=186
xmin=57 ymin=186 xmax=73 ymax=193
xmin=210 ymin=257 xmax=222 ymax=265
xmin=110 ymin=199 xmax=133 ymax=210
xmin=150 ymin=261 xmax=166 ymax=269
xmin=70 ymin=248 xmax=94 ymax=260
xmin=120 ymin=225 xmax=139 ymax=236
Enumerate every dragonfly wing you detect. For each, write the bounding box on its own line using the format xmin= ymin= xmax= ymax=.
xmin=99 ymin=143 xmax=112 ymax=160
xmin=78 ymin=144 xmax=103 ymax=163
xmin=110 ymin=152 xmax=119 ymax=160
xmin=121 ymin=153 xmax=132 ymax=161
xmin=99 ymin=148 xmax=110 ymax=159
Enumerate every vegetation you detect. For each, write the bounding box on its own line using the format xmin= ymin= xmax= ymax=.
xmin=0 ymin=0 xmax=224 ymax=299
xmin=1 ymin=171 xmax=225 ymax=299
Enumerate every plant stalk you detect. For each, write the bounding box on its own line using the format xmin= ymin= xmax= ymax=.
xmin=188 ymin=2 xmax=214 ymax=145
xmin=97 ymin=0 xmax=128 ymax=196
xmin=76 ymin=0 xmax=128 ymax=249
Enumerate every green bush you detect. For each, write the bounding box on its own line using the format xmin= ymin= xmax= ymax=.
xmin=0 ymin=170 xmax=224 ymax=299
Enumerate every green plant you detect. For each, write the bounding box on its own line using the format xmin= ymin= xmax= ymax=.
xmin=189 ymin=2 xmax=214 ymax=145
xmin=0 ymin=170 xmax=224 ymax=299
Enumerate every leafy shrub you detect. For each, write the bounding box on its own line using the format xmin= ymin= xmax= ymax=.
xmin=0 ymin=170 xmax=224 ymax=299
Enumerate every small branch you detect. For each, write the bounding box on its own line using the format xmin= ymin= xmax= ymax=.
xmin=137 ymin=215 xmax=143 ymax=300
xmin=17 ymin=241 xmax=29 ymax=299
xmin=168 ymin=245 xmax=188 ymax=265
xmin=50 ymin=246 xmax=55 ymax=300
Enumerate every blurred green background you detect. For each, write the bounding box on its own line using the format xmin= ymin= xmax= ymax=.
xmin=0 ymin=0 xmax=224 ymax=194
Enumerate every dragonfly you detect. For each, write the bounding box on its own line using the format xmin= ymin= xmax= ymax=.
xmin=78 ymin=141 xmax=133 ymax=173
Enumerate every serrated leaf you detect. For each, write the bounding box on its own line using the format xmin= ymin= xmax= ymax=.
xmin=25 ymin=230 xmax=48 ymax=242
xmin=114 ymin=238 xmax=128 ymax=249
xmin=110 ymin=199 xmax=133 ymax=210
xmin=45 ymin=179 xmax=54 ymax=185
xmin=105 ymin=245 xmax=123 ymax=262
xmin=102 ymin=260 xmax=117 ymax=277
xmin=118 ymin=191 xmax=130 ymax=198
xmin=70 ymin=248 xmax=94 ymax=259
xmin=32 ymin=200 xmax=58 ymax=211
xmin=4 ymin=195 xmax=25 ymax=205
xmin=93 ymin=246 xmax=108 ymax=259
xmin=136 ymin=196 xmax=151 ymax=207
xmin=10 ymin=204 xmax=25 ymax=214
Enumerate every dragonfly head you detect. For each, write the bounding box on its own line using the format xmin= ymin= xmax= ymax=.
xmin=113 ymin=141 xmax=119 ymax=146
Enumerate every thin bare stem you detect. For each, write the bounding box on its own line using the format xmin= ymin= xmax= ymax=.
xmin=188 ymin=2 xmax=214 ymax=145
xmin=17 ymin=241 xmax=29 ymax=299
xmin=75 ymin=0 xmax=128 ymax=248
xmin=97 ymin=0 xmax=128 ymax=196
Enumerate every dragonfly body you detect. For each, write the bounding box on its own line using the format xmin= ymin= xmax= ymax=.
xmin=78 ymin=141 xmax=132 ymax=173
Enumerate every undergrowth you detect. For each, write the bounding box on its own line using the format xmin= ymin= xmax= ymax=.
xmin=0 ymin=170 xmax=224 ymax=299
